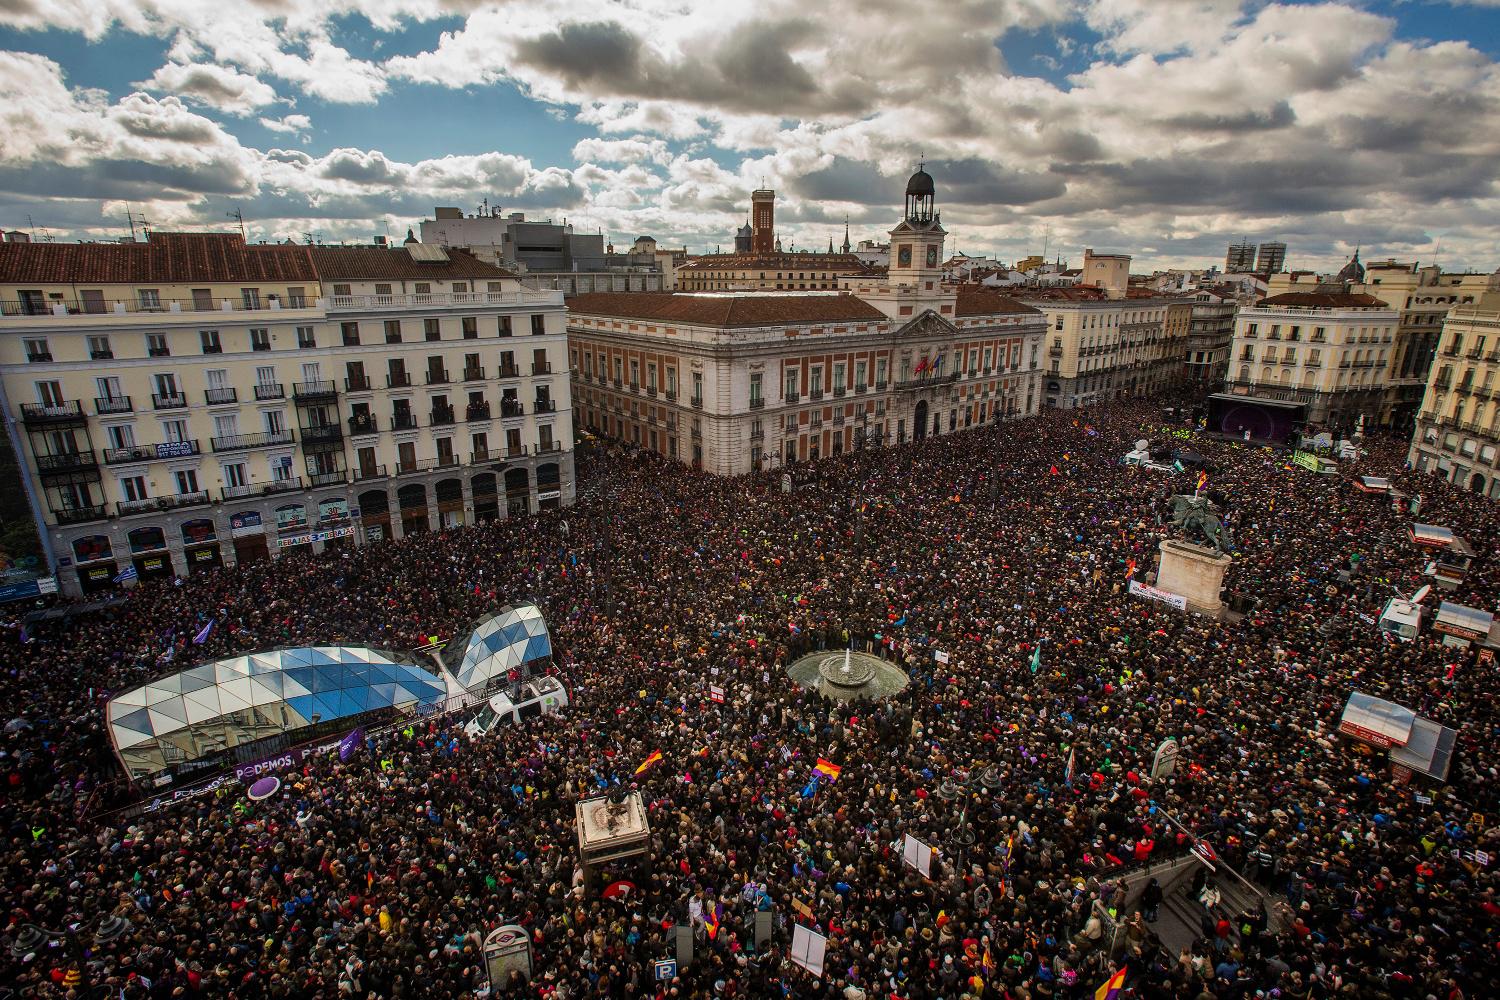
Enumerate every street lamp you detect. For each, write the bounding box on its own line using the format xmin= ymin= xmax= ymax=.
xmin=6 ymin=914 xmax=132 ymax=989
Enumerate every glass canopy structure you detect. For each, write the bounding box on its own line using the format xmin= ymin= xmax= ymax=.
xmin=449 ymin=602 xmax=554 ymax=692
xmin=106 ymin=646 xmax=446 ymax=779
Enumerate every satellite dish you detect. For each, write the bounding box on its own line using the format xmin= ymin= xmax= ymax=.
xmin=1135 ymin=439 xmax=1149 ymax=452
xmin=1411 ymin=584 xmax=1432 ymax=604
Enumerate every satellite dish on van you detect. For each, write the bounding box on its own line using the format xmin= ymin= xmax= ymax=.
xmin=1411 ymin=584 xmax=1432 ymax=604
xmin=1135 ymin=439 xmax=1149 ymax=452
xmin=1313 ymin=432 xmax=1333 ymax=449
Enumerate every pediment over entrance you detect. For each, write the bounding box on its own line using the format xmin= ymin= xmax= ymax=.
xmin=894 ymin=309 xmax=958 ymax=343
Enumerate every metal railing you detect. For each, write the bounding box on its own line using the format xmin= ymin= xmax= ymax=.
xmin=210 ymin=430 xmax=294 ymax=452
xmin=293 ymin=380 xmax=337 ymax=400
xmin=749 ymin=397 xmax=765 ymax=409
xmin=255 ymin=383 xmax=286 ymax=400
xmin=426 ymin=369 xmax=450 ymax=385
xmin=466 ymin=403 xmax=491 ymax=421
xmin=221 ymin=477 xmax=302 ymax=500
xmin=533 ymin=363 xmax=553 ymax=375
xmin=35 ymin=451 xmax=98 ymax=474
xmin=348 ymin=416 xmax=379 ymax=435
xmin=106 ymin=441 xmax=201 ymax=463
xmin=534 ymin=399 xmax=556 ymax=413
xmin=387 ymin=372 xmax=412 ymax=388
xmin=204 ymin=387 xmax=238 ymax=405
xmin=300 ymin=424 xmax=344 ymax=445
xmin=53 ymin=504 xmax=108 ymax=524
xmin=462 ymin=367 xmax=486 ymax=382
xmin=307 ymin=470 xmax=347 ymax=487
xmin=2 ymin=295 xmax=313 ymax=317
xmin=118 ymin=491 xmax=210 ymax=516
xmin=430 ymin=407 xmax=456 ymax=426
xmin=20 ymin=401 xmax=84 ymax=423
xmin=94 ymin=395 xmax=132 ymax=415
xmin=500 ymin=402 xmax=526 ymax=418
xmin=392 ymin=412 xmax=418 ymax=431
xmin=497 ymin=365 xmax=521 ymax=379
xmin=344 ymin=376 xmax=371 ymax=393
xmin=325 ymin=290 xmax=562 ymax=311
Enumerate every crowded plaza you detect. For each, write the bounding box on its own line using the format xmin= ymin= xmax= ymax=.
xmin=2 ymin=399 xmax=1497 ymax=999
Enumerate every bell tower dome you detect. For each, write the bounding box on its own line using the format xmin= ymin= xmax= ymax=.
xmin=889 ymin=163 xmax=946 ymax=290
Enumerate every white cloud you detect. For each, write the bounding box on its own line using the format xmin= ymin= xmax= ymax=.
xmin=259 ymin=113 xmax=311 ymax=134
xmin=571 ymin=136 xmax=671 ymax=167
xmin=139 ymin=61 xmax=278 ymax=115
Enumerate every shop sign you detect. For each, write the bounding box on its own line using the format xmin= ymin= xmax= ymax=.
xmin=229 ymin=511 xmax=264 ymax=537
xmin=155 ymin=441 xmax=197 ymax=459
xmin=276 ymin=524 xmax=356 ymax=549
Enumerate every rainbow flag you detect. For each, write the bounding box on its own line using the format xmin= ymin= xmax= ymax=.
xmin=635 ymin=749 xmax=663 ymax=775
xmin=814 ymin=758 xmax=842 ymax=781
xmin=1095 ymin=968 xmax=1127 ymax=1000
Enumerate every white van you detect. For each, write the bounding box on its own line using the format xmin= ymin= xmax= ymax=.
xmin=464 ymin=676 xmax=569 ymax=738
xmin=1378 ymin=598 xmax=1424 ymax=641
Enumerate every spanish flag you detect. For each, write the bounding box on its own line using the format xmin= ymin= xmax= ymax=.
xmin=814 ymin=758 xmax=842 ymax=782
xmin=1095 ymin=968 xmax=1127 ymax=1000
xmin=635 ymin=749 xmax=663 ymax=775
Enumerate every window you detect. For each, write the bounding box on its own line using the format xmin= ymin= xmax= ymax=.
xmin=223 ymin=462 xmax=247 ymax=489
xmin=629 ymin=360 xmax=639 ymax=387
xmin=833 ymin=364 xmax=846 ymax=391
xmin=96 ymin=375 xmax=122 ymax=401
xmin=86 ymin=335 xmax=113 ymax=360
xmin=250 ymin=328 xmax=271 ymax=351
xmin=499 ymin=316 xmax=513 ymax=337
xmin=206 ymin=369 xmax=229 ymax=391
xmin=810 ymin=368 xmax=823 ymax=393
xmin=647 ymin=363 xmax=658 ymax=390
xmin=35 ymin=380 xmax=64 ymax=407
xmin=876 ymin=359 xmax=887 ymax=385
xmin=341 ymin=322 xmax=360 ymax=346
xmin=855 ymin=360 xmax=867 ymax=387
xmin=692 ymin=372 xmax=704 ymax=402
xmin=750 ymin=373 xmax=763 ymax=404
xmin=200 ymin=330 xmax=222 ymax=354
xmin=106 ymin=424 xmax=135 ymax=450
xmin=153 ymin=373 xmax=179 ymax=398
xmin=138 ymin=289 xmax=161 ymax=310
xmin=240 ymin=288 xmax=260 ymax=310
xmin=296 ymin=326 xmax=315 ymax=349
xmin=23 ymin=338 xmax=49 ymax=362
xmin=785 ymin=369 xmax=798 ymax=396
xmin=534 ymin=348 xmax=550 ymax=375
xmin=265 ymin=410 xmax=287 ymax=435
xmin=120 ymin=475 xmax=148 ymax=502
xmin=162 ymin=418 xmax=189 ymax=443
xmin=374 ymin=283 xmax=392 ymax=297
xmin=270 ymin=455 xmax=295 ymax=481
xmin=462 ymin=317 xmax=478 ymax=339
xmin=531 ymin=314 xmax=547 ymax=335
xmin=286 ymin=287 xmax=306 ymax=308
xmin=424 ymin=318 xmax=441 ymax=342
xmin=332 ymin=284 xmax=351 ymax=297
xmin=213 ymin=414 xmax=239 ymax=439
xmin=385 ymin=320 xmax=402 ymax=344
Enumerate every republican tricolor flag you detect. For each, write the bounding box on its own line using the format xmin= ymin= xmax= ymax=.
xmin=1095 ymin=968 xmax=1127 ymax=1000
xmin=814 ymin=758 xmax=842 ymax=782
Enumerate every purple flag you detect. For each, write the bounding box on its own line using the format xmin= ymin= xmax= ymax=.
xmin=192 ymin=618 xmax=215 ymax=645
xmin=339 ymin=726 xmax=365 ymax=761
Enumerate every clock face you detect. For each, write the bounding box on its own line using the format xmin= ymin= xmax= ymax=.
xmin=897 ymin=245 xmax=912 ymax=267
xmin=926 ymin=247 xmax=939 ymax=267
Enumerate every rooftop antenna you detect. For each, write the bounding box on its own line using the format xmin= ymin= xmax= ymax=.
xmin=125 ymin=204 xmax=137 ymax=241
xmin=227 ymin=205 xmax=246 ymax=240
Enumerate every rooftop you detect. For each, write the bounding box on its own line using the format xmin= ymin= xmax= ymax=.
xmin=1256 ymin=291 xmax=1391 ymax=309
xmin=952 ymin=285 xmax=1043 ymax=317
xmin=0 ymin=232 xmax=318 ymax=284
xmin=309 ymin=245 xmax=515 ymax=281
xmin=678 ymin=252 xmax=873 ymax=272
xmin=565 ymin=291 xmax=888 ymax=327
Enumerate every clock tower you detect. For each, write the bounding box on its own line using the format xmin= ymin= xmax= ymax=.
xmin=888 ymin=164 xmax=946 ymax=290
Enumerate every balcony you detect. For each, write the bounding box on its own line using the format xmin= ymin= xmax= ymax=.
xmin=204 ymin=387 xmax=238 ymax=405
xmin=466 ymin=402 xmax=492 ymax=421
xmin=352 ymin=465 xmax=387 ymax=482
xmin=500 ymin=401 xmax=526 ymax=419
xmin=749 ymin=397 xmax=765 ymax=410
xmin=462 ymin=366 xmax=486 ymax=382
xmin=300 ymin=424 xmax=344 ymax=447
xmin=504 ymin=445 xmax=529 ymax=459
xmin=498 ymin=365 xmax=521 ymax=379
xmin=808 ymin=388 xmax=824 ymax=401
xmin=307 ymin=470 xmax=347 ymax=487
xmin=1434 ymin=377 xmax=1453 ymax=390
xmin=221 ymin=477 xmax=303 ymax=500
xmin=20 ymin=401 xmax=86 ymax=425
xmin=25 ymin=352 xmax=53 ymax=363
xmin=874 ymin=381 xmax=888 ymax=391
xmin=629 ymin=382 xmax=640 ymax=393
xmin=348 ymin=415 xmax=379 ymax=436
xmin=118 ymin=490 xmax=210 ymax=517
xmin=536 ymin=441 xmax=563 ymax=454
xmin=533 ymin=363 xmax=553 ymax=376
xmin=612 ymin=378 xmax=623 ymax=389
xmin=749 ymin=427 xmax=764 ymax=440
xmin=94 ymin=395 xmax=132 ymax=415
xmin=645 ymin=385 xmax=657 ymax=397
xmin=1049 ymin=347 xmax=1064 ymax=357
xmin=2 ymin=295 xmax=314 ymax=317
xmin=35 ymin=451 xmax=98 ymax=476
xmin=833 ymin=386 xmax=847 ymax=397
xmin=425 ymin=369 xmax=451 ymax=385
xmin=533 ymin=399 xmax=556 ymax=413
xmin=833 ymin=413 xmax=845 ymax=426
xmin=53 ymin=504 xmax=108 ymax=525
xmin=436 ymin=454 xmax=462 ymax=469
xmin=90 ymin=349 xmax=114 ymax=360
xmin=691 ymin=427 xmax=703 ymax=440
xmin=392 ymin=458 xmax=445 ymax=477
xmin=255 ymin=383 xmax=286 ymax=401
xmin=392 ymin=412 xmax=418 ymax=431
xmin=211 ymin=430 xmax=295 ymax=454
xmin=387 ymin=372 xmax=412 ymax=389
xmin=344 ymin=375 xmax=372 ymax=393
xmin=470 ymin=450 xmax=494 ymax=465
xmin=784 ymin=391 xmax=800 ymax=404
xmin=293 ymin=380 xmax=337 ymax=402
xmin=324 ymin=289 xmax=563 ymax=312
xmin=430 ymin=407 xmax=456 ymax=427
xmin=665 ymin=389 xmax=678 ymax=402
xmin=854 ymin=383 xmax=867 ymax=394
xmin=691 ymin=396 xmax=704 ymax=409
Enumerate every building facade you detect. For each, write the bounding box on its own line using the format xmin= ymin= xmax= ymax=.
xmin=1225 ymin=290 xmax=1398 ymax=432
xmin=1183 ymin=288 xmax=1237 ymax=388
xmin=1408 ymin=288 xmax=1500 ymax=498
xmin=1225 ymin=242 xmax=1257 ymax=273
xmin=0 ymin=233 xmax=572 ymax=595
xmin=675 ymin=252 xmax=872 ymax=292
xmin=1019 ymin=288 xmax=1185 ymax=409
xmin=1256 ymin=242 xmax=1288 ymax=274
xmin=567 ymin=170 xmax=1047 ymax=476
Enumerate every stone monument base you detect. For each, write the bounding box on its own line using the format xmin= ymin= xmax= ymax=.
xmin=1156 ymin=539 xmax=1231 ymax=616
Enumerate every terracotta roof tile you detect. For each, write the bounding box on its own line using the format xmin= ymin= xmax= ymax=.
xmin=564 ymin=292 xmax=887 ymax=327
xmin=677 ymin=252 xmax=872 ymax=272
xmin=953 ymin=285 xmax=1042 ymax=317
xmin=1257 ymin=291 xmax=1390 ymax=308
xmin=308 ymin=246 xmax=514 ymax=281
xmin=0 ymin=232 xmax=318 ymax=284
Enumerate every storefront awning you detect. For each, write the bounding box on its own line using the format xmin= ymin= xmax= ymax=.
xmin=1434 ymin=602 xmax=1495 ymax=641
xmin=1410 ymin=523 xmax=1456 ymax=547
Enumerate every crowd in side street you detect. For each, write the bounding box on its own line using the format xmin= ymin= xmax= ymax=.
xmin=3 ymin=399 xmax=1498 ymax=1000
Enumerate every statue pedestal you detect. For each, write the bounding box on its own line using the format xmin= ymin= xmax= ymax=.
xmin=1157 ymin=539 xmax=1231 ymax=616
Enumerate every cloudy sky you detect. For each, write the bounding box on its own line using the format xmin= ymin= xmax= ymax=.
xmin=0 ymin=0 xmax=1497 ymax=272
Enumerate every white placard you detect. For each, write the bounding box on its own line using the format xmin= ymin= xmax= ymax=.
xmin=789 ymin=923 xmax=827 ymax=979
xmin=901 ymin=833 xmax=933 ymax=877
xmin=934 ymin=650 xmax=950 ymax=664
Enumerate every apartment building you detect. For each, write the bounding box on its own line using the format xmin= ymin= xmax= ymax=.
xmin=1019 ymin=288 xmax=1185 ymax=409
xmin=1408 ymin=287 xmax=1500 ymax=498
xmin=0 ymin=232 xmax=571 ymax=595
xmin=1225 ymin=289 xmax=1398 ymax=432
xmin=1183 ymin=288 xmax=1237 ymax=388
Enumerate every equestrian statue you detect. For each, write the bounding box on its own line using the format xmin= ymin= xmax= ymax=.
xmin=1168 ymin=494 xmax=1233 ymax=554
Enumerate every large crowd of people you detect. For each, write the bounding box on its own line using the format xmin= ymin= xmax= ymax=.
xmin=3 ymin=400 xmax=1498 ymax=999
